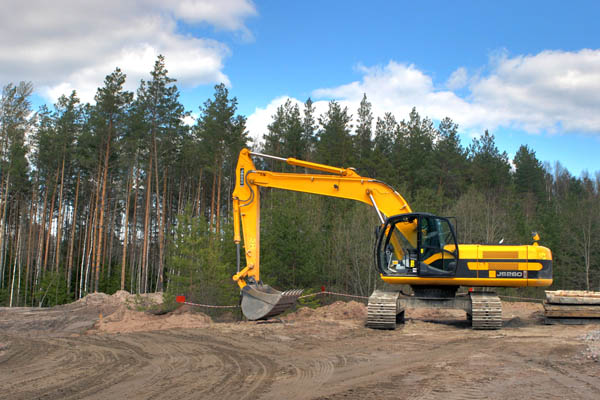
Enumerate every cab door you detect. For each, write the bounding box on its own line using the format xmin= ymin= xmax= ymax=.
xmin=417 ymin=215 xmax=458 ymax=277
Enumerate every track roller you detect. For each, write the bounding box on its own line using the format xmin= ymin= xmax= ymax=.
xmin=468 ymin=291 xmax=503 ymax=330
xmin=366 ymin=289 xmax=403 ymax=329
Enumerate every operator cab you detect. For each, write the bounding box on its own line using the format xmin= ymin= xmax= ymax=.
xmin=375 ymin=213 xmax=459 ymax=278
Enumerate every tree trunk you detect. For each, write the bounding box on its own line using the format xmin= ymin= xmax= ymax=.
xmin=66 ymin=173 xmax=80 ymax=293
xmin=75 ymin=212 xmax=83 ymax=299
xmin=24 ymin=183 xmax=37 ymax=305
xmin=141 ymin=156 xmax=152 ymax=293
xmin=90 ymin=162 xmax=102 ymax=293
xmin=87 ymin=170 xmax=101 ymax=295
xmin=95 ymin=121 xmax=112 ymax=292
xmin=0 ymin=173 xmax=10 ymax=289
xmin=85 ymin=199 xmax=97 ymax=295
xmin=34 ymin=183 xmax=49 ymax=293
xmin=194 ymin=172 xmax=202 ymax=217
xmin=9 ymin=216 xmax=21 ymax=307
xmin=79 ymin=200 xmax=92 ymax=298
xmin=16 ymin=218 xmax=23 ymax=306
xmin=121 ymin=167 xmax=133 ymax=290
xmin=210 ymin=158 xmax=217 ymax=231
xmin=156 ymin=168 xmax=167 ymax=291
xmin=43 ymin=169 xmax=59 ymax=272
xmin=130 ymin=169 xmax=139 ymax=293
xmin=177 ymin=176 xmax=183 ymax=216
xmin=55 ymin=156 xmax=66 ymax=272
xmin=152 ymin=135 xmax=164 ymax=292
xmin=215 ymin=167 xmax=222 ymax=236
xmin=107 ymin=196 xmax=115 ymax=289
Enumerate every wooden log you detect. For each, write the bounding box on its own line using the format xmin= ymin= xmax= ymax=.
xmin=545 ymin=290 xmax=600 ymax=305
xmin=544 ymin=302 xmax=600 ymax=318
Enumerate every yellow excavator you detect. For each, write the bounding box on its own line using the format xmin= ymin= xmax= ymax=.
xmin=232 ymin=148 xmax=553 ymax=329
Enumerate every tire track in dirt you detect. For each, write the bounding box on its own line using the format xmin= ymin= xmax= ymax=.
xmin=0 ymin=334 xmax=150 ymax=400
xmin=261 ymin=351 xmax=357 ymax=400
xmin=308 ymin=331 xmax=599 ymax=400
xmin=0 ymin=330 xmax=278 ymax=400
xmin=2 ymin=302 xmax=600 ymax=400
xmin=405 ymin=339 xmax=600 ymax=400
xmin=87 ymin=330 xmax=276 ymax=400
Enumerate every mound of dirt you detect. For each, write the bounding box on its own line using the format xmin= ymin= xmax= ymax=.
xmin=74 ymin=292 xmax=120 ymax=307
xmin=92 ymin=306 xmax=212 ymax=334
xmin=63 ymin=290 xmax=164 ymax=313
xmin=112 ymin=290 xmax=135 ymax=304
xmin=112 ymin=290 xmax=164 ymax=307
xmin=286 ymin=301 xmax=367 ymax=321
xmin=59 ymin=292 xmax=123 ymax=318
xmin=74 ymin=290 xmax=209 ymax=334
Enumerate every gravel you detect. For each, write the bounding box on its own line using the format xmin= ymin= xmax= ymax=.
xmin=582 ymin=329 xmax=600 ymax=362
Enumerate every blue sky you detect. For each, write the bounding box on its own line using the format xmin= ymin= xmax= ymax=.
xmin=218 ymin=1 xmax=598 ymax=110
xmin=3 ymin=1 xmax=599 ymax=177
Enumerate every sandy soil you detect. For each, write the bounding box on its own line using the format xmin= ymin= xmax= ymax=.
xmin=1 ymin=293 xmax=599 ymax=400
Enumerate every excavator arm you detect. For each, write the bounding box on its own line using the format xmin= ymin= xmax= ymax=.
xmin=232 ymin=148 xmax=412 ymax=289
xmin=231 ymin=148 xmax=414 ymax=320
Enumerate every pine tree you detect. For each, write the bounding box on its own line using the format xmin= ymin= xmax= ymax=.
xmin=433 ymin=117 xmax=467 ymax=201
xmin=316 ymin=101 xmax=353 ymax=167
xmin=195 ymin=83 xmax=248 ymax=235
xmin=371 ymin=113 xmax=398 ymax=184
xmin=91 ymin=68 xmax=133 ymax=292
xmin=264 ymin=99 xmax=305 ymax=166
xmin=355 ymin=94 xmax=373 ymax=173
xmin=394 ymin=108 xmax=436 ymax=197
xmin=302 ymin=98 xmax=317 ymax=160
xmin=0 ymin=82 xmax=33 ymax=305
xmin=134 ymin=55 xmax=187 ymax=291
xmin=514 ymin=145 xmax=545 ymax=200
xmin=468 ymin=130 xmax=511 ymax=191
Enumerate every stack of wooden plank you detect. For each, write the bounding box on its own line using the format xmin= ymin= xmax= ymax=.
xmin=544 ymin=290 xmax=600 ymax=324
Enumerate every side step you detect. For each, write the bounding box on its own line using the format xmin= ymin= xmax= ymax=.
xmin=366 ymin=289 xmax=403 ymax=330
xmin=468 ymin=291 xmax=502 ymax=330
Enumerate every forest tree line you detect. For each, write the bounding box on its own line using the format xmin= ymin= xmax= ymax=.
xmin=0 ymin=55 xmax=598 ymax=307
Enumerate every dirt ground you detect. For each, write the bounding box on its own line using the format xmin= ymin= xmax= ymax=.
xmin=1 ymin=292 xmax=599 ymax=400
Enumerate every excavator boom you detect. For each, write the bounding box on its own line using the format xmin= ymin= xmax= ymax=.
xmin=232 ymin=148 xmax=411 ymax=319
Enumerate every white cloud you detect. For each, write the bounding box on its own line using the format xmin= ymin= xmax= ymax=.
xmin=470 ymin=49 xmax=600 ymax=133
xmin=245 ymin=96 xmax=335 ymax=148
xmin=245 ymin=96 xmax=300 ymax=144
xmin=182 ymin=112 xmax=199 ymax=127
xmin=446 ymin=67 xmax=468 ymax=90
xmin=0 ymin=0 xmax=256 ymax=103
xmin=172 ymin=0 xmax=257 ymax=39
xmin=246 ymin=50 xmax=600 ymax=143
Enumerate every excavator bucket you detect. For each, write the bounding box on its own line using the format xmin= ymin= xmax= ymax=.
xmin=241 ymin=284 xmax=303 ymax=320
